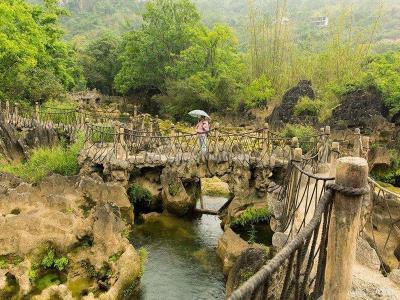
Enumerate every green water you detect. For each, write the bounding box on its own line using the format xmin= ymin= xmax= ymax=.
xmin=130 ymin=196 xmax=226 ymax=300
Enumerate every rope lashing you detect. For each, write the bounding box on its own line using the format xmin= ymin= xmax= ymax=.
xmin=325 ymin=182 xmax=370 ymax=197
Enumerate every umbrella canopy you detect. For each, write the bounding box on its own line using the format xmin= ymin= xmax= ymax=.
xmin=188 ymin=110 xmax=210 ymax=118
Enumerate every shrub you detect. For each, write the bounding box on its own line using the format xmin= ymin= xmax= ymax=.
xmin=41 ymin=249 xmax=69 ymax=272
xmin=0 ymin=135 xmax=84 ymax=183
xmin=128 ymin=184 xmax=152 ymax=205
xmin=293 ymin=97 xmax=324 ymax=117
xmin=231 ymin=207 xmax=271 ymax=227
xmin=242 ymin=74 xmax=275 ymax=109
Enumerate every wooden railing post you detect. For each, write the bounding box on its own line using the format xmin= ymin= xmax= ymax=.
xmin=133 ymin=105 xmax=138 ymax=118
xmin=329 ymin=142 xmax=340 ymax=177
xmin=321 ymin=125 xmax=330 ymax=163
xmin=353 ymin=128 xmax=361 ymax=157
xmin=262 ymin=122 xmax=269 ymax=153
xmin=324 ymin=157 xmax=368 ymax=300
xmin=290 ymin=137 xmax=299 ymax=161
xmin=361 ymin=136 xmax=370 ymax=160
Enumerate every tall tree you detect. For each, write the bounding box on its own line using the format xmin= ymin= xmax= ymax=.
xmin=0 ymin=0 xmax=84 ymax=103
xmin=115 ymin=0 xmax=201 ymax=94
xmin=79 ymin=33 xmax=121 ymax=95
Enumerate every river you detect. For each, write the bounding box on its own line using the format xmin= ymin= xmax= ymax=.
xmin=130 ymin=196 xmax=227 ymax=300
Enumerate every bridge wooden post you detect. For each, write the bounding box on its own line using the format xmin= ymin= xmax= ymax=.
xmin=133 ymin=105 xmax=138 ymax=118
xmin=353 ymin=128 xmax=362 ymax=157
xmin=361 ymin=136 xmax=370 ymax=160
xmin=118 ymin=127 xmax=128 ymax=160
xmin=290 ymin=137 xmax=299 ymax=161
xmin=329 ymin=142 xmax=340 ymax=177
xmin=324 ymin=157 xmax=368 ymax=300
xmin=262 ymin=122 xmax=269 ymax=153
xmin=321 ymin=125 xmax=331 ymax=163
xmin=112 ymin=123 xmax=118 ymax=158
xmin=35 ymin=102 xmax=40 ymax=123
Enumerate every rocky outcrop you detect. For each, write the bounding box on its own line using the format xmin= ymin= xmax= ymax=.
xmin=330 ymin=86 xmax=390 ymax=131
xmin=160 ymin=168 xmax=195 ymax=216
xmin=226 ymin=248 xmax=269 ymax=299
xmin=0 ymin=174 xmax=140 ymax=299
xmin=0 ymin=116 xmax=25 ymax=161
xmin=268 ymin=80 xmax=316 ymax=127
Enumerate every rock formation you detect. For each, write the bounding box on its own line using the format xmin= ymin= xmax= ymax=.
xmin=268 ymin=80 xmax=316 ymax=127
xmin=0 ymin=174 xmax=141 ymax=299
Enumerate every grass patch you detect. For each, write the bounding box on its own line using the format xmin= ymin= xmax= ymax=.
xmin=0 ymin=135 xmax=84 ymax=183
xmin=231 ymin=207 xmax=271 ymax=228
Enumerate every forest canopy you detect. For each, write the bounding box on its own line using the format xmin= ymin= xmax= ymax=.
xmin=0 ymin=0 xmax=84 ymax=103
xmin=3 ymin=0 xmax=400 ymax=121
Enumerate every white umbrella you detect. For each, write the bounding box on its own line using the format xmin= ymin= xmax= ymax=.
xmin=188 ymin=110 xmax=210 ymax=118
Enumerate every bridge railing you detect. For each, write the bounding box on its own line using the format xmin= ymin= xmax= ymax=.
xmin=229 ymin=157 xmax=369 ymax=300
xmin=361 ymin=178 xmax=400 ymax=274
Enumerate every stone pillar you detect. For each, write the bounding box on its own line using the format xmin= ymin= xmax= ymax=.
xmin=329 ymin=142 xmax=340 ymax=177
xmin=353 ymin=128 xmax=362 ymax=157
xmin=324 ymin=157 xmax=368 ymax=300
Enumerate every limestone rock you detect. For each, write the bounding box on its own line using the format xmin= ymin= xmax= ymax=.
xmin=0 ymin=175 xmax=140 ymax=299
xmin=226 ymin=247 xmax=269 ymax=299
xmin=389 ymin=269 xmax=400 ymax=286
xmin=216 ymin=228 xmax=251 ymax=275
xmin=160 ymin=168 xmax=195 ymax=216
xmin=31 ymin=284 xmax=73 ymax=300
xmin=268 ymin=80 xmax=316 ymax=127
xmin=356 ymin=237 xmax=380 ymax=271
xmin=351 ymin=263 xmax=400 ymax=299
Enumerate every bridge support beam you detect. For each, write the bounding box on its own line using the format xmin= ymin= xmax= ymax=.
xmin=323 ymin=157 xmax=368 ymax=300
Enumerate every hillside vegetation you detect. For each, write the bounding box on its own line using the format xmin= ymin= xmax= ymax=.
xmin=4 ymin=0 xmax=399 ymax=123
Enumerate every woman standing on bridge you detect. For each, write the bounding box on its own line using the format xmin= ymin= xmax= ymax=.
xmin=195 ymin=116 xmax=210 ymax=155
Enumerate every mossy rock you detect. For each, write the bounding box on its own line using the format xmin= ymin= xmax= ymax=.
xmin=201 ymin=177 xmax=230 ymax=197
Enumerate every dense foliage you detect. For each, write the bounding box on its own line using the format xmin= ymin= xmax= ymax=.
xmin=0 ymin=0 xmax=84 ymax=103
xmin=78 ymin=33 xmax=121 ymax=94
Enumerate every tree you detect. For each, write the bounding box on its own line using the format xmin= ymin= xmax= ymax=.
xmin=115 ymin=0 xmax=201 ymax=94
xmin=79 ymin=33 xmax=121 ymax=95
xmin=156 ymin=24 xmax=245 ymax=119
xmin=0 ymin=0 xmax=84 ymax=103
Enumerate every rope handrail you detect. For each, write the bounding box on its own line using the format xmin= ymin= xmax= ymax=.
xmin=229 ymin=182 xmax=369 ymax=300
xmin=368 ymin=177 xmax=400 ymax=199
xmin=228 ymin=188 xmax=334 ymax=300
